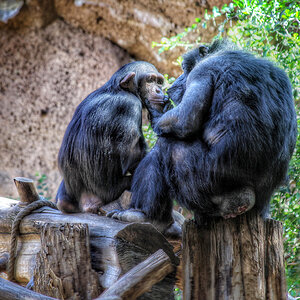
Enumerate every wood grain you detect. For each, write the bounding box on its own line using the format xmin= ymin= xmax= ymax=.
xmin=183 ymin=211 xmax=287 ymax=300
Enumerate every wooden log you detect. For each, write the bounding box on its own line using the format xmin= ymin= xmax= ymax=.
xmin=0 ymin=197 xmax=177 ymax=300
xmin=13 ymin=177 xmax=40 ymax=204
xmin=0 ymin=277 xmax=57 ymax=300
xmin=97 ymin=249 xmax=175 ymax=300
xmin=183 ymin=211 xmax=287 ymax=300
xmin=33 ymin=223 xmax=100 ymax=299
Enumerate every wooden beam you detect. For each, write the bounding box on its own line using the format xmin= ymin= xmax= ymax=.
xmin=13 ymin=177 xmax=40 ymax=204
xmin=97 ymin=249 xmax=175 ymax=300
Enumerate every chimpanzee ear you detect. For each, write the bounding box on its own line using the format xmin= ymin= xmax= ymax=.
xmin=199 ymin=45 xmax=209 ymax=57
xmin=120 ymin=72 xmax=136 ymax=91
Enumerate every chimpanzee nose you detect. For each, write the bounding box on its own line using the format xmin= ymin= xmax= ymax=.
xmin=156 ymin=88 xmax=163 ymax=95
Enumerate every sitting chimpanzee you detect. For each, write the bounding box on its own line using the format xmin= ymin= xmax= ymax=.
xmin=108 ymin=40 xmax=297 ymax=234
xmin=56 ymin=61 xmax=166 ymax=213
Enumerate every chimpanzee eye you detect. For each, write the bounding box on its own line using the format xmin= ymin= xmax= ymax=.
xmin=146 ymin=74 xmax=156 ymax=83
xmin=157 ymin=78 xmax=164 ymax=85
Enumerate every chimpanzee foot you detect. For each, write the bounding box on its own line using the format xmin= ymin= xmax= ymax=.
xmin=56 ymin=198 xmax=80 ymax=213
xmin=80 ymin=193 xmax=103 ymax=214
xmin=223 ymin=204 xmax=249 ymax=219
xmin=106 ymin=208 xmax=147 ymax=222
xmin=212 ymin=187 xmax=256 ymax=219
xmin=106 ymin=208 xmax=182 ymax=239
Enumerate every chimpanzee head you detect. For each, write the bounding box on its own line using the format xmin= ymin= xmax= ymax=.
xmin=166 ymin=46 xmax=208 ymax=105
xmin=117 ymin=61 xmax=165 ymax=110
xmin=167 ymin=39 xmax=231 ymax=105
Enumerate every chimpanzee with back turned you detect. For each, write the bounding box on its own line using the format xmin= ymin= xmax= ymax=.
xmin=108 ymin=40 xmax=297 ymax=234
xmin=56 ymin=61 xmax=167 ymax=214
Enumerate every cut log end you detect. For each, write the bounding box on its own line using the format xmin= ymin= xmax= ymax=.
xmin=13 ymin=177 xmax=40 ymax=204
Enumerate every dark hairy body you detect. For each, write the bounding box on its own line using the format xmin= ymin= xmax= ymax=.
xmin=110 ymin=40 xmax=297 ymax=232
xmin=56 ymin=61 xmax=166 ymax=213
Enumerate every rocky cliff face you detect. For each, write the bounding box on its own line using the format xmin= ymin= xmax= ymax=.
xmin=0 ymin=0 xmax=228 ymax=198
xmin=1 ymin=0 xmax=229 ymax=74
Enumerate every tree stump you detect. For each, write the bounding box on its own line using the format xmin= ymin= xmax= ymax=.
xmin=33 ymin=223 xmax=100 ymax=299
xmin=183 ymin=211 xmax=287 ymax=300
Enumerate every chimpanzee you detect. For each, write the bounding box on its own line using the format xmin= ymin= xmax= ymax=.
xmin=56 ymin=61 xmax=166 ymax=213
xmin=108 ymin=40 xmax=297 ymax=233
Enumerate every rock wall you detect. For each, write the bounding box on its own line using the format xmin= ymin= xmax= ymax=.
xmin=0 ymin=0 xmax=229 ymax=198
xmin=0 ymin=20 xmax=130 ymax=198
xmin=1 ymin=0 xmax=230 ymax=75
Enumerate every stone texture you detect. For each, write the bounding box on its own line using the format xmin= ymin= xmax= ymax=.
xmin=1 ymin=0 xmax=230 ymax=76
xmin=0 ymin=19 xmax=130 ymax=198
xmin=54 ymin=0 xmax=229 ymax=75
xmin=0 ymin=0 xmax=57 ymax=30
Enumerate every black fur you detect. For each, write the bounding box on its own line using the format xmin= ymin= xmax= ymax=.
xmin=130 ymin=40 xmax=297 ymax=223
xmin=56 ymin=61 xmax=165 ymax=213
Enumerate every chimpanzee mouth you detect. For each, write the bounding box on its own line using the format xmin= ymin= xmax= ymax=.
xmin=149 ymin=97 xmax=165 ymax=104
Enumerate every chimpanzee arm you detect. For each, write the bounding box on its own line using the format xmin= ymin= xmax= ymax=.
xmin=151 ymin=76 xmax=213 ymax=138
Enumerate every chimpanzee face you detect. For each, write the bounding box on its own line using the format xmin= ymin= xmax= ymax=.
xmin=137 ymin=72 xmax=165 ymax=107
xmin=119 ymin=70 xmax=165 ymax=109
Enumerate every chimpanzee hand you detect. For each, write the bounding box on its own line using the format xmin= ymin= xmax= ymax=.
xmin=145 ymin=99 xmax=164 ymax=129
xmin=162 ymin=95 xmax=173 ymax=113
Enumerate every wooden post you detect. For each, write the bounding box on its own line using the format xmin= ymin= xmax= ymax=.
xmin=33 ymin=223 xmax=100 ymax=299
xmin=183 ymin=211 xmax=287 ymax=300
xmin=13 ymin=177 xmax=40 ymax=204
xmin=8 ymin=178 xmax=58 ymax=282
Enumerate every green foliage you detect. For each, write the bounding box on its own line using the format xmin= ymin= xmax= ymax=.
xmin=35 ymin=172 xmax=51 ymax=200
xmin=153 ymin=0 xmax=300 ymax=99
xmin=228 ymin=0 xmax=300 ymax=99
xmin=152 ymin=0 xmax=300 ymax=296
xmin=142 ymin=124 xmax=157 ymax=148
xmin=142 ymin=74 xmax=176 ymax=148
xmin=271 ymin=109 xmax=300 ymax=297
xmin=174 ymin=287 xmax=183 ymax=299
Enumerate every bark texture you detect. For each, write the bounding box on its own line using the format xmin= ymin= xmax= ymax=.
xmin=183 ymin=211 xmax=286 ymax=300
xmin=33 ymin=223 xmax=100 ymax=299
